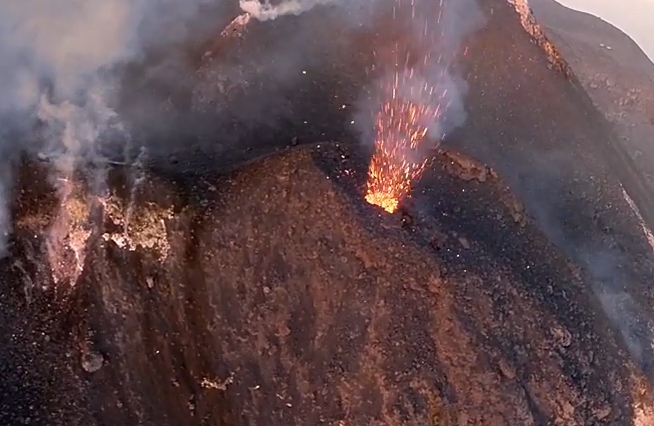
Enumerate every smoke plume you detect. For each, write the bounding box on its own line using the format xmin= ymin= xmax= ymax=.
xmin=0 ymin=0 xmax=389 ymax=257
xmin=0 ymin=0 xmax=477 ymax=259
xmin=239 ymin=0 xmax=340 ymax=21
xmin=0 ymin=0 xmax=233 ymax=255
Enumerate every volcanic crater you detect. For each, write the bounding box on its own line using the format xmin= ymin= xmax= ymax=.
xmin=3 ymin=0 xmax=654 ymax=425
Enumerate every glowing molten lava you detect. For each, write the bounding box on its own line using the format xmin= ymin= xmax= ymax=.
xmin=365 ymin=69 xmax=445 ymax=213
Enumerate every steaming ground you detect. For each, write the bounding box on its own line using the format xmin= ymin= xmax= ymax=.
xmin=485 ymin=0 xmax=654 ymax=383
xmin=4 ymin=141 xmax=654 ymax=424
xmin=3 ymin=0 xmax=654 ymax=423
xmin=1 ymin=0 xmax=474 ymax=232
xmin=0 ymin=0 xmax=391 ymax=255
xmin=0 ymin=1 xmax=328 ymax=228
xmin=0 ymin=0 xmax=230 ymax=254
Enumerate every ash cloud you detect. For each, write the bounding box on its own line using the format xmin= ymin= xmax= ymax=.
xmin=0 ymin=0 xmax=233 ymax=141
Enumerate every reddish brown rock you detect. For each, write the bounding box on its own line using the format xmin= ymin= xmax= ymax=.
xmin=2 ymin=143 xmax=652 ymax=425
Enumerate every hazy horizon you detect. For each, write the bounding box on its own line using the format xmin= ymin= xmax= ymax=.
xmin=556 ymin=0 xmax=654 ymax=62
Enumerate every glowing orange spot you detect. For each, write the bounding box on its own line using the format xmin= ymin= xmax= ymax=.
xmin=364 ymin=70 xmax=443 ymax=213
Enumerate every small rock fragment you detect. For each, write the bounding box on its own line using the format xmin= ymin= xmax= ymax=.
xmin=551 ymin=326 xmax=572 ymax=347
xmin=81 ymin=350 xmax=104 ymax=373
xmin=593 ymin=405 xmax=611 ymax=420
xmin=498 ymin=358 xmax=516 ymax=380
xmin=201 ymin=374 xmax=234 ymax=391
xmin=458 ymin=237 xmax=470 ymax=249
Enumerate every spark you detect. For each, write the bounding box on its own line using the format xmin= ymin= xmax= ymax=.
xmin=364 ymin=69 xmax=447 ymax=213
xmin=364 ymin=1 xmax=449 ymax=213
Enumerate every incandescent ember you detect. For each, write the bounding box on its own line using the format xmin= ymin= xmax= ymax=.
xmin=364 ymin=0 xmax=456 ymax=213
xmin=365 ymin=68 xmax=449 ymax=213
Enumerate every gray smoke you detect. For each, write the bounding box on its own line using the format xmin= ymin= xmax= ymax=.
xmin=238 ymin=0 xmax=380 ymax=26
xmin=240 ymin=0 xmax=339 ymax=21
xmin=0 ymin=0 xmax=234 ymax=255
xmin=0 ymin=0 xmax=472 ymax=257
xmin=0 ymin=0 xmax=391 ymax=255
xmin=478 ymin=131 xmax=654 ymax=379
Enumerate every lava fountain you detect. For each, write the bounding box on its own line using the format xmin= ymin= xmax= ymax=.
xmin=364 ymin=0 xmax=464 ymax=213
xmin=364 ymin=68 xmax=448 ymax=213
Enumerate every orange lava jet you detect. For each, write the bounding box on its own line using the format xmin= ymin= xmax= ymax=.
xmin=364 ymin=0 xmax=452 ymax=213
xmin=364 ymin=69 xmax=446 ymax=213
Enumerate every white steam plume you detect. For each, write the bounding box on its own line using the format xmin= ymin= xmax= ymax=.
xmin=239 ymin=0 xmax=340 ymax=22
xmin=0 ymin=0 xmax=226 ymax=256
xmin=222 ymin=0 xmax=378 ymax=40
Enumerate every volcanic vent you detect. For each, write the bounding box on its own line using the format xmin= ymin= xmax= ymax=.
xmin=2 ymin=142 xmax=653 ymax=425
xmin=4 ymin=0 xmax=654 ymax=424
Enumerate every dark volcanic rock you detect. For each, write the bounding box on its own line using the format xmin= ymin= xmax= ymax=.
xmin=5 ymin=0 xmax=654 ymax=424
xmin=1 ymin=143 xmax=650 ymax=425
xmin=530 ymin=0 xmax=654 ymax=189
xmin=446 ymin=1 xmax=654 ymax=396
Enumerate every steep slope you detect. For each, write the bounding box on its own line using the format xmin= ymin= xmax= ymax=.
xmin=529 ymin=0 xmax=654 ymax=189
xmin=2 ymin=143 xmax=652 ymax=425
xmin=4 ymin=0 xmax=654 ymax=425
xmin=440 ymin=0 xmax=654 ymax=391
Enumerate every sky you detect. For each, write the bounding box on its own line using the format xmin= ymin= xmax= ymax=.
xmin=557 ymin=0 xmax=654 ymax=62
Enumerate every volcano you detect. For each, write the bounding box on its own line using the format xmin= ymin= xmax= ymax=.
xmin=3 ymin=0 xmax=654 ymax=425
